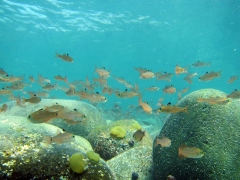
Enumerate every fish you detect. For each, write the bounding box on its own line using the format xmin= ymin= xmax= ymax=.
xmin=133 ymin=129 xmax=145 ymax=142
xmin=184 ymin=72 xmax=198 ymax=84
xmin=154 ymin=137 xmax=171 ymax=148
xmin=159 ymin=102 xmax=188 ymax=113
xmin=54 ymin=75 xmax=68 ymax=83
xmin=65 ymin=86 xmax=76 ymax=96
xmin=0 ymin=104 xmax=8 ymax=113
xmin=156 ymin=98 xmax=164 ymax=106
xmin=0 ymin=88 xmax=13 ymax=95
xmin=199 ymin=70 xmax=222 ymax=81
xmin=38 ymin=74 xmax=50 ymax=84
xmin=44 ymin=104 xmax=64 ymax=112
xmin=56 ymin=52 xmax=73 ymax=62
xmin=44 ymin=130 xmax=75 ymax=145
xmin=5 ymin=82 xmax=25 ymax=91
xmin=178 ymin=144 xmax=204 ymax=159
xmin=181 ymin=87 xmax=190 ymax=94
xmin=138 ymin=95 xmax=152 ymax=114
xmin=113 ymin=76 xmax=127 ymax=85
xmin=156 ymin=72 xmax=173 ymax=82
xmin=140 ymin=71 xmax=155 ymax=79
xmin=28 ymin=108 xmax=61 ymax=123
xmin=227 ymin=89 xmax=240 ymax=99
xmin=95 ymin=66 xmax=110 ymax=78
xmin=28 ymin=75 xmax=35 ymax=83
xmin=175 ymin=65 xmax=188 ymax=75
xmin=116 ymin=89 xmax=139 ymax=98
xmin=22 ymin=96 xmax=41 ymax=104
xmin=192 ymin=61 xmax=211 ymax=67
xmin=227 ymin=75 xmax=238 ymax=84
xmin=162 ymin=85 xmax=176 ymax=94
xmin=58 ymin=108 xmax=86 ymax=124
xmin=0 ymin=68 xmax=7 ymax=76
xmin=145 ymin=86 xmax=159 ymax=92
xmin=86 ymin=92 xmax=107 ymax=103
xmin=197 ymin=96 xmax=230 ymax=105
xmin=42 ymin=83 xmax=58 ymax=91
xmin=0 ymin=75 xmax=24 ymax=83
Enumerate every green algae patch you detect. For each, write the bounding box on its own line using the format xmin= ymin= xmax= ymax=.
xmin=131 ymin=122 xmax=141 ymax=130
xmin=110 ymin=126 xmax=126 ymax=138
xmin=87 ymin=150 xmax=100 ymax=162
xmin=69 ymin=153 xmax=86 ymax=173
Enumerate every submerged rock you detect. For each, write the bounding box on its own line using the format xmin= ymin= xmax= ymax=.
xmin=107 ymin=146 xmax=153 ymax=180
xmin=87 ymin=119 xmax=152 ymax=160
xmin=1 ymin=99 xmax=106 ymax=137
xmin=153 ymin=89 xmax=240 ymax=179
xmin=0 ymin=116 xmax=116 ymax=180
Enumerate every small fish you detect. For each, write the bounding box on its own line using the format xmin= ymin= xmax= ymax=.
xmin=44 ymin=130 xmax=75 ymax=145
xmin=45 ymin=103 xmax=64 ymax=112
xmin=65 ymin=86 xmax=76 ymax=96
xmin=116 ymin=89 xmax=139 ymax=98
xmin=138 ymin=95 xmax=152 ymax=114
xmin=56 ymin=52 xmax=73 ymax=62
xmin=95 ymin=66 xmax=110 ymax=78
xmin=0 ymin=68 xmax=7 ymax=76
xmin=133 ymin=129 xmax=145 ymax=142
xmin=54 ymin=75 xmax=68 ymax=83
xmin=58 ymin=108 xmax=86 ymax=124
xmin=181 ymin=87 xmax=190 ymax=94
xmin=140 ymin=71 xmax=155 ymax=79
xmin=162 ymin=85 xmax=176 ymax=94
xmin=159 ymin=102 xmax=188 ymax=114
xmin=42 ymin=83 xmax=58 ymax=91
xmin=113 ymin=76 xmax=127 ymax=85
xmin=197 ymin=96 xmax=230 ymax=105
xmin=145 ymin=86 xmax=159 ymax=92
xmin=199 ymin=70 xmax=222 ymax=81
xmin=29 ymin=75 xmax=35 ymax=83
xmin=0 ymin=104 xmax=8 ymax=113
xmin=0 ymin=88 xmax=13 ymax=95
xmin=22 ymin=96 xmax=41 ymax=104
xmin=86 ymin=92 xmax=107 ymax=103
xmin=175 ymin=65 xmax=188 ymax=75
xmin=227 ymin=89 xmax=240 ymax=99
xmin=178 ymin=144 xmax=204 ymax=159
xmin=154 ymin=137 xmax=171 ymax=148
xmin=6 ymin=82 xmax=25 ymax=91
xmin=0 ymin=75 xmax=24 ymax=83
xmin=28 ymin=108 xmax=61 ymax=123
xmin=156 ymin=97 xmax=164 ymax=106
xmin=156 ymin=72 xmax=173 ymax=82
xmin=227 ymin=75 xmax=238 ymax=84
xmin=192 ymin=61 xmax=211 ymax=67
xmin=38 ymin=74 xmax=50 ymax=84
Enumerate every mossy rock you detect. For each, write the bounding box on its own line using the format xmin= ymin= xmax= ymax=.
xmin=0 ymin=116 xmax=116 ymax=180
xmin=1 ymin=99 xmax=106 ymax=138
xmin=87 ymin=119 xmax=152 ymax=160
xmin=107 ymin=146 xmax=153 ymax=180
xmin=153 ymin=89 xmax=240 ymax=180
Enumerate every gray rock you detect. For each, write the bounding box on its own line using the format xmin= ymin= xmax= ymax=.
xmin=1 ymin=99 xmax=106 ymax=137
xmin=0 ymin=115 xmax=116 ymax=180
xmin=87 ymin=119 xmax=152 ymax=160
xmin=153 ymin=89 xmax=240 ymax=180
xmin=107 ymin=146 xmax=153 ymax=180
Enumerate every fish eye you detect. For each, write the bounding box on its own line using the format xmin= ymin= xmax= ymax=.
xmin=72 ymin=135 xmax=75 ymax=138
xmin=74 ymin=108 xmax=77 ymax=111
xmin=28 ymin=115 xmax=31 ymax=119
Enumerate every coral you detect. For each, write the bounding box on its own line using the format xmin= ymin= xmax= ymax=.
xmin=110 ymin=126 xmax=126 ymax=138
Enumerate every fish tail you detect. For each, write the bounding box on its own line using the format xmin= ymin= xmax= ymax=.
xmin=21 ymin=98 xmax=26 ymax=103
xmin=55 ymin=52 xmax=60 ymax=58
xmin=43 ymin=136 xmax=52 ymax=146
xmin=184 ymin=106 xmax=188 ymax=113
xmin=217 ymin=70 xmax=222 ymax=77
xmin=138 ymin=94 xmax=142 ymax=104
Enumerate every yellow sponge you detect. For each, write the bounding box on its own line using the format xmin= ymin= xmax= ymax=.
xmin=69 ymin=153 xmax=86 ymax=173
xmin=110 ymin=126 xmax=126 ymax=138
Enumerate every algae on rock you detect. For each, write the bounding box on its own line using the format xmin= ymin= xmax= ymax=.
xmin=153 ymin=89 xmax=240 ymax=180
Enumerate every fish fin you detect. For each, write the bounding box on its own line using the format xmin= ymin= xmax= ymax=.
xmin=43 ymin=136 xmax=52 ymax=146
xmin=178 ymin=153 xmax=186 ymax=159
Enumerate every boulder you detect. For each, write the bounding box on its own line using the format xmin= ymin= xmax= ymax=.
xmin=0 ymin=115 xmax=116 ymax=180
xmin=1 ymin=99 xmax=106 ymax=137
xmin=153 ymin=89 xmax=240 ymax=179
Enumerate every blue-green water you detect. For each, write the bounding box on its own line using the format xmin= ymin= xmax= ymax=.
xmin=0 ymin=0 xmax=240 ymax=117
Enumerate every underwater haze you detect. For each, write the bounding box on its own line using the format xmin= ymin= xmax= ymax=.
xmin=0 ymin=0 xmax=240 ymax=118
